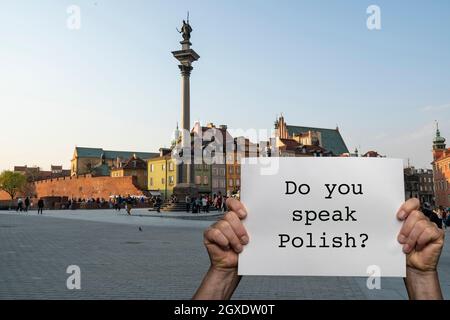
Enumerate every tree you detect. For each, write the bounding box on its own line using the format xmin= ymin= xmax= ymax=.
xmin=0 ymin=171 xmax=27 ymax=200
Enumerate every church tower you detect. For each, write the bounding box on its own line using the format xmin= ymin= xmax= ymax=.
xmin=275 ymin=114 xmax=289 ymax=139
xmin=432 ymin=121 xmax=446 ymax=161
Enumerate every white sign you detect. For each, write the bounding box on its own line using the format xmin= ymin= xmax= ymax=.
xmin=238 ymin=157 xmax=405 ymax=277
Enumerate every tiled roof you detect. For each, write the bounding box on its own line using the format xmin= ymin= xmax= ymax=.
xmin=92 ymin=163 xmax=110 ymax=176
xmin=75 ymin=147 xmax=158 ymax=160
xmin=121 ymin=157 xmax=147 ymax=170
xmin=286 ymin=126 xmax=349 ymax=155
xmin=279 ymin=138 xmax=301 ymax=149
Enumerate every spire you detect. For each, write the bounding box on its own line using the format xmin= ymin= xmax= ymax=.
xmin=433 ymin=120 xmax=446 ymax=150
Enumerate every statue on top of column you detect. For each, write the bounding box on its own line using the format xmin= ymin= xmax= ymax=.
xmin=177 ymin=13 xmax=192 ymax=41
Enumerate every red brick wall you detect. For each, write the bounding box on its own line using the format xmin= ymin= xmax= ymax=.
xmin=0 ymin=190 xmax=12 ymax=201
xmin=31 ymin=175 xmax=144 ymax=200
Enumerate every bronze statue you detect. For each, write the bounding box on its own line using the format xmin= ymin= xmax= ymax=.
xmin=177 ymin=14 xmax=192 ymax=41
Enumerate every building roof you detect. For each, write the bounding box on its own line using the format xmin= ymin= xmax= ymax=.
xmin=286 ymin=125 xmax=349 ymax=155
xmin=279 ymin=138 xmax=301 ymax=149
xmin=362 ymin=150 xmax=384 ymax=158
xmin=120 ymin=156 xmax=147 ymax=170
xmin=91 ymin=163 xmax=110 ymax=176
xmin=75 ymin=147 xmax=158 ymax=160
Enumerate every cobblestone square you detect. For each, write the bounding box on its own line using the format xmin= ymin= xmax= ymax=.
xmin=0 ymin=210 xmax=448 ymax=299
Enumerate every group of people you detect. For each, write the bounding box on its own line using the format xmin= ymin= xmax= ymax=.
xmin=111 ymin=195 xmax=146 ymax=215
xmin=184 ymin=192 xmax=228 ymax=213
xmin=15 ymin=197 xmax=44 ymax=214
xmin=423 ymin=203 xmax=450 ymax=229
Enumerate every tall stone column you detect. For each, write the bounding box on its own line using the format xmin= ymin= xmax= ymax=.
xmin=172 ymin=19 xmax=199 ymax=197
xmin=179 ymin=65 xmax=193 ymax=141
xmin=179 ymin=65 xmax=192 ymax=184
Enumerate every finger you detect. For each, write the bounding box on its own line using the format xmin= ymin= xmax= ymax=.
xmin=397 ymin=198 xmax=420 ymax=220
xmin=215 ymin=220 xmax=243 ymax=253
xmin=403 ymin=219 xmax=429 ymax=253
xmin=398 ymin=210 xmax=426 ymax=240
xmin=416 ymin=225 xmax=443 ymax=251
xmin=224 ymin=211 xmax=249 ymax=244
xmin=226 ymin=198 xmax=247 ymax=219
xmin=204 ymin=227 xmax=229 ymax=250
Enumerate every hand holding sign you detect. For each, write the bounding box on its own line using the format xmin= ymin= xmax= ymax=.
xmin=194 ymin=158 xmax=444 ymax=300
xmin=203 ymin=198 xmax=249 ymax=271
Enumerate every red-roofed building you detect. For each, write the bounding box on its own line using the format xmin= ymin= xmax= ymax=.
xmin=432 ymin=123 xmax=450 ymax=209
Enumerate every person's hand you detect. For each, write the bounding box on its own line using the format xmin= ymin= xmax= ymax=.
xmin=193 ymin=198 xmax=249 ymax=299
xmin=203 ymin=198 xmax=249 ymax=271
xmin=397 ymin=198 xmax=444 ymax=272
xmin=397 ymin=198 xmax=445 ymax=299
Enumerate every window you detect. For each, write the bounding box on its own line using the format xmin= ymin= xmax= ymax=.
xmin=219 ymin=180 xmax=226 ymax=188
xmin=195 ymin=175 xmax=201 ymax=185
xmin=228 ymin=166 xmax=234 ymax=174
xmin=203 ymin=176 xmax=209 ymax=185
xmin=220 ymin=168 xmax=226 ymax=176
xmin=161 ymin=178 xmax=165 ymax=184
xmin=150 ymin=164 xmax=154 ymax=172
xmin=236 ymin=166 xmax=240 ymax=174
xmin=169 ymin=176 xmax=174 ymax=185
xmin=169 ymin=162 xmax=174 ymax=171
xmin=236 ymin=179 xmax=240 ymax=187
xmin=229 ymin=179 xmax=233 ymax=187
xmin=162 ymin=164 xmax=166 ymax=171
xmin=212 ymin=179 xmax=219 ymax=188
xmin=149 ymin=177 xmax=153 ymax=186
xmin=212 ymin=168 xmax=218 ymax=176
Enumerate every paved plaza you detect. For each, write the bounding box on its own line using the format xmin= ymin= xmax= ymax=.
xmin=0 ymin=209 xmax=448 ymax=300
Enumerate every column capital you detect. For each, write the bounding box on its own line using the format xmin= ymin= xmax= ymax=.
xmin=179 ymin=64 xmax=193 ymax=77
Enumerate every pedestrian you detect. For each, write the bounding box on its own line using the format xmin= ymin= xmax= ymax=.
xmin=423 ymin=206 xmax=443 ymax=229
xmin=117 ymin=195 xmax=123 ymax=211
xmin=24 ymin=197 xmax=30 ymax=212
xmin=442 ymin=208 xmax=448 ymax=230
xmin=195 ymin=197 xmax=201 ymax=213
xmin=37 ymin=198 xmax=44 ymax=215
xmin=155 ymin=196 xmax=162 ymax=213
xmin=126 ymin=195 xmax=133 ymax=215
xmin=217 ymin=192 xmax=223 ymax=212
xmin=16 ymin=198 xmax=23 ymax=212
xmin=185 ymin=195 xmax=191 ymax=212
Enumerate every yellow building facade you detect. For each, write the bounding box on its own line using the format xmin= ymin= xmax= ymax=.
xmin=147 ymin=155 xmax=178 ymax=200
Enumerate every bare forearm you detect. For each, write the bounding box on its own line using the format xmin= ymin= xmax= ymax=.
xmin=193 ymin=267 xmax=241 ymax=300
xmin=404 ymin=268 xmax=443 ymax=300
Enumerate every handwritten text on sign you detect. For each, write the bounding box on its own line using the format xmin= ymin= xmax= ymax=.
xmin=238 ymin=157 xmax=405 ymax=277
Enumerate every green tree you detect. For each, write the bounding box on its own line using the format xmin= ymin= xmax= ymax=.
xmin=0 ymin=171 xmax=27 ymax=200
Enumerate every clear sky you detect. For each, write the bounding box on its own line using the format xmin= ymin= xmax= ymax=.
xmin=0 ymin=0 xmax=449 ymax=171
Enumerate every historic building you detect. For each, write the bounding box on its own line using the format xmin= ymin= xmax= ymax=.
xmin=225 ymin=136 xmax=260 ymax=196
xmin=417 ymin=168 xmax=434 ymax=205
xmin=432 ymin=123 xmax=450 ymax=208
xmin=110 ymin=155 xmax=148 ymax=190
xmin=404 ymin=166 xmax=434 ymax=205
xmin=147 ymin=149 xmax=178 ymax=200
xmin=71 ymin=147 xmax=158 ymax=177
xmin=273 ymin=115 xmax=349 ymax=156
xmin=190 ymin=122 xmax=234 ymax=196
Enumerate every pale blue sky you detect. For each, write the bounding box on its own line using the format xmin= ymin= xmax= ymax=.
xmin=0 ymin=0 xmax=449 ymax=170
